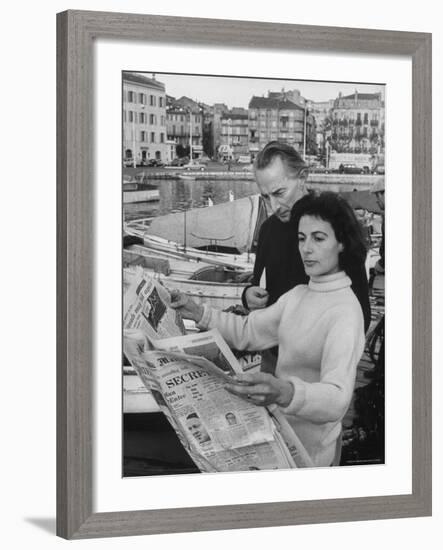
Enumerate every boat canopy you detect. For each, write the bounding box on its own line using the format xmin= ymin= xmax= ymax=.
xmin=340 ymin=190 xmax=383 ymax=214
xmin=148 ymin=195 xmax=267 ymax=253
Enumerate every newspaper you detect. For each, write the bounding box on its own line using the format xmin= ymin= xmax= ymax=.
xmin=124 ymin=328 xmax=313 ymax=471
xmin=123 ymin=267 xmax=186 ymax=340
xmin=123 ymin=271 xmax=313 ymax=471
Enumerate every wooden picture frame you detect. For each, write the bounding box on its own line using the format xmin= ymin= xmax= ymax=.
xmin=57 ymin=10 xmax=432 ymax=539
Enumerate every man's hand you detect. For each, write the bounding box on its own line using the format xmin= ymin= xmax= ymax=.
xmin=245 ymin=286 xmax=269 ymax=310
xmin=224 ymin=372 xmax=294 ymax=408
xmin=170 ymin=290 xmax=204 ymax=323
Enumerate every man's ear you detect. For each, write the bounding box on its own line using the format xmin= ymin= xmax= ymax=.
xmin=338 ymin=242 xmax=344 ymax=252
xmin=298 ymin=167 xmax=309 ymax=180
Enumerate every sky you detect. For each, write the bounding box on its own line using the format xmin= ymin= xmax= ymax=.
xmin=136 ymin=71 xmax=385 ymax=109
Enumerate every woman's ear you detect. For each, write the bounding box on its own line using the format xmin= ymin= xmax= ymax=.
xmin=338 ymin=242 xmax=344 ymax=253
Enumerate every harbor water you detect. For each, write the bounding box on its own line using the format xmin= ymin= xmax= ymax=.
xmin=124 ymin=178 xmax=259 ymax=221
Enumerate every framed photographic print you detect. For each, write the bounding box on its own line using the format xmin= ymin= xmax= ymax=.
xmin=57 ymin=10 xmax=431 ymax=539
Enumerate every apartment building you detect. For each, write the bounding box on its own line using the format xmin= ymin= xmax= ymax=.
xmin=123 ymin=73 xmax=167 ymax=164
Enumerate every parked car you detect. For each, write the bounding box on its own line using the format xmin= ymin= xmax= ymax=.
xmin=123 ymin=157 xmax=135 ymax=167
xmin=197 ymin=156 xmax=210 ymax=165
xmin=310 ymin=165 xmax=330 ymax=174
xmin=170 ymin=157 xmax=189 ymax=167
xmin=372 ymin=164 xmax=385 ymax=175
xmin=339 ymin=163 xmax=367 ymax=174
xmin=146 ymin=159 xmax=164 ymax=167
xmin=183 ymin=162 xmax=207 ymax=171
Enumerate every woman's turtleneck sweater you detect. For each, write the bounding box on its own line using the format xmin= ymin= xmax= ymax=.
xmin=197 ymin=271 xmax=365 ymax=467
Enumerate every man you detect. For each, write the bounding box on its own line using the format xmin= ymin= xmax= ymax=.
xmin=242 ymin=142 xmax=371 ymax=366
xmin=185 ymin=412 xmax=211 ymax=445
xmin=225 ymin=412 xmax=238 ymax=426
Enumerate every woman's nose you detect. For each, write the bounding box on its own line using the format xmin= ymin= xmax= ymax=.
xmin=301 ymin=239 xmax=312 ymax=254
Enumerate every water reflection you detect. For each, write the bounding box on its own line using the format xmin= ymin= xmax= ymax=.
xmin=124 ymin=178 xmax=258 ymax=222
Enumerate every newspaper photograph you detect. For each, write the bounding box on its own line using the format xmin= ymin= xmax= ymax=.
xmin=123 ymin=267 xmax=186 ymax=340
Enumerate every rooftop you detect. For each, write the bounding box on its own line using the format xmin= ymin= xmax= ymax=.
xmin=249 ymin=96 xmax=304 ymax=110
xmin=123 ymin=72 xmax=165 ymax=91
xmin=340 ymin=92 xmax=381 ymax=101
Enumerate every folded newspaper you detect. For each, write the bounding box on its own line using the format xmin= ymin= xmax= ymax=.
xmin=123 ymin=269 xmax=313 ymax=471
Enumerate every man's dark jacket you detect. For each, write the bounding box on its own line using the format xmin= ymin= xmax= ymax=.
xmin=242 ymin=214 xmax=371 ymax=333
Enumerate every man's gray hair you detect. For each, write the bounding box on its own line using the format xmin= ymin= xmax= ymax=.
xmin=254 ymin=141 xmax=308 ymax=176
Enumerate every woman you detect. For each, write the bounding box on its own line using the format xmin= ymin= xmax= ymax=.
xmin=171 ymin=192 xmax=366 ymax=467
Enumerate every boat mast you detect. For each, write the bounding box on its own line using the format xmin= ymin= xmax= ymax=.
xmin=189 ymin=108 xmax=193 ymax=164
xmin=183 ymin=208 xmax=187 ymax=253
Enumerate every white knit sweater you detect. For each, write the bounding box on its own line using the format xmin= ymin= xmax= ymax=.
xmin=197 ymin=271 xmax=365 ymax=467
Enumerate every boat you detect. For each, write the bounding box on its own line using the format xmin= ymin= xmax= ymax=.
xmin=123 ymin=181 xmax=160 ymax=204
xmin=123 ymin=195 xmax=267 ymax=314
xmin=136 ymin=194 xmax=267 ymax=253
xmin=123 ymin=263 xmax=250 ymax=311
xmin=123 ymin=189 xmax=160 ymax=203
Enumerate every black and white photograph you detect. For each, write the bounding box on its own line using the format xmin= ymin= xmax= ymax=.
xmin=122 ymin=72 xmax=386 ymax=477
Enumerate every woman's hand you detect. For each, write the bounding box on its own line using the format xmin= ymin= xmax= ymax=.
xmin=245 ymin=286 xmax=269 ymax=310
xmin=170 ymin=290 xmax=204 ymax=323
xmin=225 ymin=372 xmax=294 ymax=408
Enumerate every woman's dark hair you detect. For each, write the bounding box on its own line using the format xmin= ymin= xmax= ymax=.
xmin=291 ymin=191 xmax=367 ymax=274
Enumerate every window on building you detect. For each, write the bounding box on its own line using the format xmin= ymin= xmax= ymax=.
xmin=139 ymin=112 xmax=146 ymax=124
xmin=150 ymin=95 xmax=156 ymax=106
xmin=128 ymin=111 xmax=135 ymax=122
xmin=140 ymin=131 xmax=147 ymax=142
xmin=161 ymin=116 xmax=165 ymax=126
xmin=139 ymin=93 xmax=146 ymax=104
xmin=160 ymin=133 xmax=165 ymax=143
xmin=150 ymin=132 xmax=155 ymax=143
xmin=364 ymin=113 xmax=369 ymax=124
xmin=159 ymin=97 xmax=164 ymax=107
xmin=149 ymin=114 xmax=155 ymax=125
xmin=128 ymin=91 xmax=135 ymax=103
xmin=280 ymin=116 xmax=289 ymax=129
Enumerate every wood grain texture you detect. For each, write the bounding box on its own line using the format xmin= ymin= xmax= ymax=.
xmin=56 ymin=10 xmax=432 ymax=539
xmin=411 ymin=34 xmax=432 ymax=512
